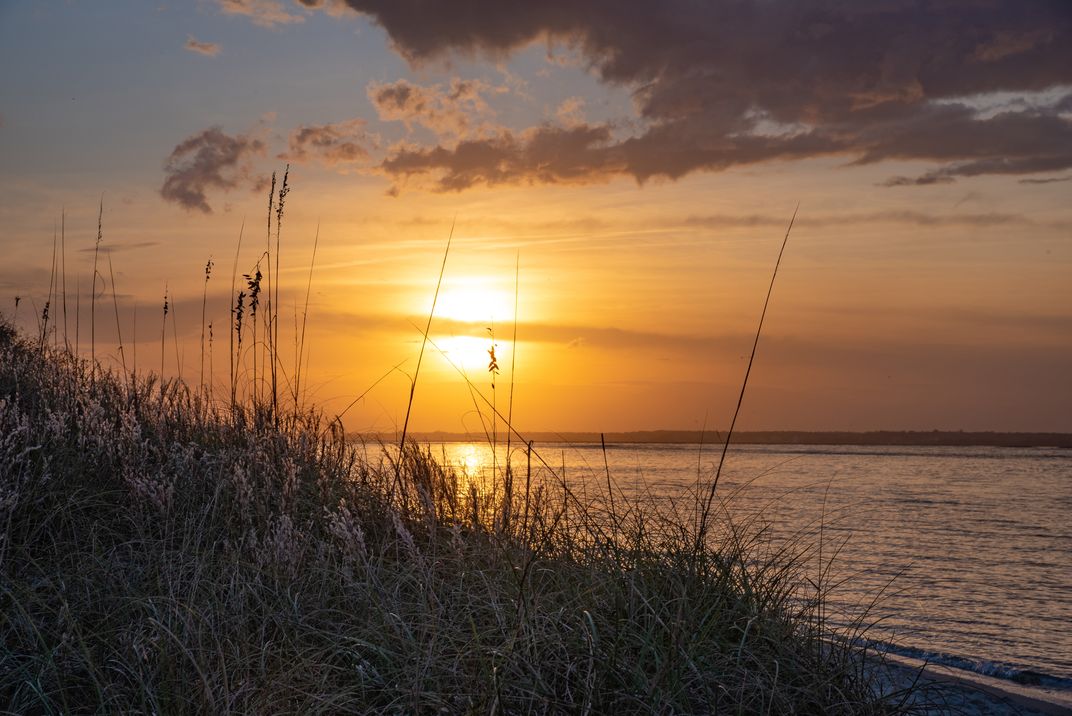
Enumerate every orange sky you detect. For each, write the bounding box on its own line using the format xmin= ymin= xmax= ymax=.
xmin=1 ymin=2 xmax=1069 ymax=433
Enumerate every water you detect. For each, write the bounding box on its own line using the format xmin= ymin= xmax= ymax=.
xmin=413 ymin=441 xmax=1072 ymax=700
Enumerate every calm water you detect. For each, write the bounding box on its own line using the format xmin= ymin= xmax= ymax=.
xmin=409 ymin=441 xmax=1072 ymax=695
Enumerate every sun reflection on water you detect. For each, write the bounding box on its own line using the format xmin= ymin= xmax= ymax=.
xmin=448 ymin=442 xmax=488 ymax=477
xmin=433 ymin=442 xmax=525 ymax=496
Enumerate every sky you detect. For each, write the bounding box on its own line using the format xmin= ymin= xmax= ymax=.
xmin=0 ymin=0 xmax=1070 ymax=434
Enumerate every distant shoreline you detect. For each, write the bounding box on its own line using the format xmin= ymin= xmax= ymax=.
xmin=371 ymin=430 xmax=1072 ymax=449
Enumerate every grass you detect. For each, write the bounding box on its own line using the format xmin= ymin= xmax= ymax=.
xmin=0 ymin=188 xmax=914 ymax=714
xmin=0 ymin=325 xmax=911 ymax=714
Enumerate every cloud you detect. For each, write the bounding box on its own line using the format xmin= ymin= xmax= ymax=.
xmin=76 ymin=241 xmax=160 ymax=255
xmin=292 ymin=0 xmax=352 ymax=17
xmin=381 ymin=123 xmax=621 ymax=191
xmin=216 ymin=0 xmax=305 ymax=27
xmin=858 ymin=99 xmax=1072 ymax=184
xmin=683 ymin=210 xmax=1034 ymax=229
xmin=973 ymin=28 xmax=1055 ymax=63
xmin=282 ymin=119 xmax=373 ymax=167
xmin=881 ymin=174 xmax=957 ymax=187
xmin=184 ymin=36 xmax=221 ymax=57
xmin=883 ymin=151 xmax=1072 ymax=186
xmin=554 ymin=97 xmax=586 ymax=127
xmin=160 ymin=127 xmax=265 ymax=213
xmin=314 ymin=0 xmax=1072 ymax=190
xmin=367 ymin=78 xmax=502 ymax=140
xmin=1019 ymin=175 xmax=1072 ymax=184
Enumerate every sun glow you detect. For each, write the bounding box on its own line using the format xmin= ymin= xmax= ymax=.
xmin=434 ymin=280 xmax=515 ymax=324
xmin=421 ymin=276 xmax=517 ymax=372
xmin=435 ymin=334 xmax=510 ymax=372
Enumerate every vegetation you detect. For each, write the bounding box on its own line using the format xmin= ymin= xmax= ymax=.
xmin=2 ymin=320 xmax=916 ymax=714
xmin=0 ymin=186 xmax=912 ymax=713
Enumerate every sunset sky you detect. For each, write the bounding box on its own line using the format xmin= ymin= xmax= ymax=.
xmin=1 ymin=1 xmax=1069 ymax=434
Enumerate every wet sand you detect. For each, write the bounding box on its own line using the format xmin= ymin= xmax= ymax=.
xmin=881 ymin=654 xmax=1072 ymax=715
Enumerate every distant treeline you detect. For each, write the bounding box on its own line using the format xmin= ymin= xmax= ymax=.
xmin=376 ymin=430 xmax=1072 ymax=448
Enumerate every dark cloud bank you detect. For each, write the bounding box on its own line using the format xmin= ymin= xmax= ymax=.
xmin=164 ymin=1 xmax=1072 ymax=207
xmin=318 ymin=0 xmax=1072 ymax=191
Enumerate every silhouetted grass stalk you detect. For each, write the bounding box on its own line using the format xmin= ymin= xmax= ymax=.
xmin=61 ymin=211 xmax=69 ymax=352
xmin=200 ymin=257 xmax=213 ymax=393
xmin=487 ymin=325 xmax=499 ymax=477
xmin=107 ymin=256 xmax=126 ymax=376
xmin=272 ymin=166 xmax=289 ymax=422
xmin=294 ymin=222 xmax=319 ymax=409
xmin=229 ymin=220 xmax=245 ymax=410
xmin=160 ymin=286 xmax=168 ymax=387
xmin=244 ymin=262 xmax=263 ymax=406
xmin=91 ymin=199 xmax=102 ymax=364
xmin=397 ymin=219 xmax=454 ymax=474
xmin=42 ymin=223 xmax=57 ymax=348
xmin=502 ymin=252 xmax=520 ymax=533
xmin=697 ymin=204 xmax=799 ymax=552
xmin=170 ymin=281 xmax=182 ymax=381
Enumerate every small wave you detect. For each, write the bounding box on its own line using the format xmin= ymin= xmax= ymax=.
xmin=864 ymin=641 xmax=1072 ymax=690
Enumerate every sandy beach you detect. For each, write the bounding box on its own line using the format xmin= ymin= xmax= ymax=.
xmin=882 ymin=655 xmax=1072 ymax=715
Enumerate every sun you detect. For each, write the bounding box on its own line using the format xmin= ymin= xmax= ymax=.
xmin=434 ymin=278 xmax=514 ymax=325
xmin=413 ymin=276 xmax=518 ymax=372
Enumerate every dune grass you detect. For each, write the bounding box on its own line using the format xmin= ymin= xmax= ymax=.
xmin=0 ymin=309 xmax=911 ymax=713
xmin=0 ymin=181 xmax=917 ymax=712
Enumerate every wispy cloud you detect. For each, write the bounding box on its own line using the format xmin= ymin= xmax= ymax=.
xmin=76 ymin=241 xmax=160 ymax=255
xmin=160 ymin=127 xmax=265 ymax=213
xmin=1019 ymin=175 xmax=1072 ymax=185
xmin=881 ymin=175 xmax=957 ymax=188
xmin=306 ymin=0 xmax=1072 ymax=191
xmin=684 ymin=210 xmax=1034 ymax=229
xmin=184 ymin=36 xmax=221 ymax=57
xmin=216 ymin=0 xmax=305 ymax=27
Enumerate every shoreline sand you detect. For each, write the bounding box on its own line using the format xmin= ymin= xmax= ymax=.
xmin=881 ymin=654 xmax=1072 ymax=715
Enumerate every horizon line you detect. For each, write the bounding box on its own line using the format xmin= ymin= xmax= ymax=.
xmin=357 ymin=429 xmax=1072 ymax=448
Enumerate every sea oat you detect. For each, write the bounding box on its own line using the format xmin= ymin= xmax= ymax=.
xmin=326 ymin=498 xmax=368 ymax=563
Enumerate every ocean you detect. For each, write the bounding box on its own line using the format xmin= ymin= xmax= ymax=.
xmin=405 ymin=441 xmax=1072 ymax=704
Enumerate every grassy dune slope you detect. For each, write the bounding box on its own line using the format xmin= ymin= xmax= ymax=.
xmin=0 ymin=319 xmax=906 ymax=714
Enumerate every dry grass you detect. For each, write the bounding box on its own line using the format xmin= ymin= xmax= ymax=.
xmin=0 ymin=314 xmax=912 ymax=714
xmin=0 ymin=184 xmax=918 ymax=713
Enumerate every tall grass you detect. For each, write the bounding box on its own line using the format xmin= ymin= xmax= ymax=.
xmin=0 ymin=318 xmax=909 ymax=713
xmin=697 ymin=205 xmax=798 ymax=551
xmin=61 ymin=211 xmax=69 ymax=353
xmin=90 ymin=199 xmax=102 ymax=364
xmin=107 ymin=256 xmax=126 ymax=375
xmin=0 ymin=188 xmax=916 ymax=714
xmin=200 ymin=257 xmax=214 ymax=393
xmin=398 ymin=219 xmax=454 ymax=466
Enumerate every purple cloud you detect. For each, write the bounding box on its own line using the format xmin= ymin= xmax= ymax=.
xmin=160 ymin=127 xmax=265 ymax=213
xmin=301 ymin=0 xmax=1072 ymax=190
